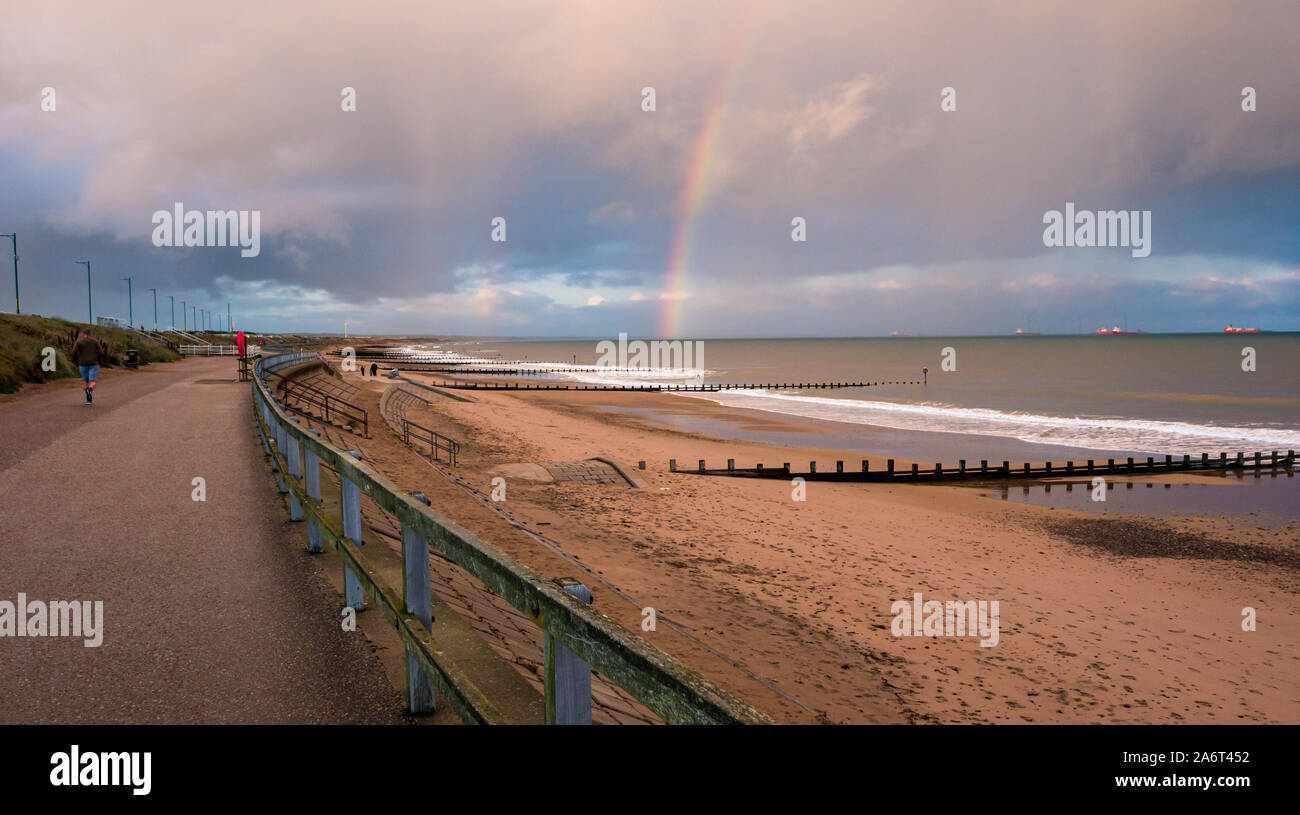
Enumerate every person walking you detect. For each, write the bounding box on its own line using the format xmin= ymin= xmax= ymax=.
xmin=369 ymin=362 xmax=378 ymax=377
xmin=73 ymin=329 xmax=101 ymax=405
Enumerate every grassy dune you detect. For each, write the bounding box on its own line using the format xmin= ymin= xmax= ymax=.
xmin=0 ymin=313 xmax=181 ymax=392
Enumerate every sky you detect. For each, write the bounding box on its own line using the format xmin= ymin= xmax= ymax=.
xmin=1 ymin=0 xmax=1298 ymax=337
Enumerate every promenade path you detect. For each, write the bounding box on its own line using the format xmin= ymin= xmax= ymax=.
xmin=0 ymin=357 xmax=408 ymax=724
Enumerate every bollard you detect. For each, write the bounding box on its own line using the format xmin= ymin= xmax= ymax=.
xmin=1219 ymin=452 xmax=1227 ymax=467
xmin=286 ymin=419 xmax=303 ymax=521
xmin=1254 ymin=452 xmax=1261 ymax=467
xmin=1183 ymin=454 xmax=1190 ymax=469
xmin=1002 ymin=460 xmax=1009 ymax=475
xmin=809 ymin=462 xmax=817 ymax=474
xmin=669 ymin=459 xmax=676 ymax=472
xmin=1165 ymin=455 xmax=1172 ymax=469
xmin=1146 ymin=456 xmax=1154 ymax=470
xmin=1045 ymin=462 xmax=1053 ymax=475
xmin=1087 ymin=460 xmax=1094 ymax=472
xmin=981 ymin=459 xmax=987 ymax=474
xmin=1023 ymin=463 xmax=1030 ymax=475
xmin=1066 ymin=461 xmax=1073 ymax=474
xmin=698 ymin=459 xmax=706 ymax=472
xmin=1126 ymin=457 xmax=1134 ymax=471
xmin=342 ymin=450 xmax=365 ymax=611
xmin=959 ymin=459 xmax=966 ymax=477
xmin=638 ymin=460 xmax=646 ymax=470
xmin=545 ymin=579 xmax=593 ymax=725
xmin=934 ymin=463 xmax=941 ymax=477
xmin=911 ymin=463 xmax=918 ymax=477
xmin=836 ymin=461 xmax=843 ymax=473
xmin=862 ymin=460 xmax=870 ymax=473
xmin=403 ymin=493 xmax=436 ymax=714
xmin=784 ymin=463 xmax=790 ymax=472
xmin=756 ymin=463 xmax=764 ymax=471
xmin=887 ymin=459 xmax=894 ymax=475
xmin=728 ymin=459 xmax=735 ymax=471
xmin=304 ymin=430 xmax=323 ymax=553
xmin=1236 ymin=452 xmax=1244 ymax=467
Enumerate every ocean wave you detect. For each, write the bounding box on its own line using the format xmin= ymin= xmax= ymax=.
xmin=689 ymin=389 xmax=1300 ymax=454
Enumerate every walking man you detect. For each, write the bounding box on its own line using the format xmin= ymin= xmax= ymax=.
xmin=73 ymin=329 xmax=100 ymax=405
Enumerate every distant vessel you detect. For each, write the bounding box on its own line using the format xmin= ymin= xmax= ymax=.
xmin=1015 ymin=314 xmax=1041 ymax=335
xmin=1014 ymin=328 xmax=1041 ymax=336
xmin=1096 ymin=325 xmax=1142 ymax=335
xmin=889 ymin=331 xmax=911 ymax=337
xmin=1223 ymin=324 xmax=1260 ymax=333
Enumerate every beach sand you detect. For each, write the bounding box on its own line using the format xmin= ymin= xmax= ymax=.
xmin=338 ymin=362 xmax=1299 ymax=724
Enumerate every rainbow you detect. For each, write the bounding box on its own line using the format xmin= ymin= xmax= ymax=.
xmin=658 ymin=39 xmax=755 ymax=339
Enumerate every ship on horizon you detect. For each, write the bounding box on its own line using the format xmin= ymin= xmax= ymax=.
xmin=1223 ymin=324 xmax=1261 ymax=333
xmin=1096 ymin=325 xmax=1143 ymax=335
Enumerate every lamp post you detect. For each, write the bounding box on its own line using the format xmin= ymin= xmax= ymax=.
xmin=148 ymin=287 xmax=158 ymax=331
xmin=227 ymin=302 xmax=231 ymax=333
xmin=169 ymin=295 xmax=175 ymax=330
xmin=120 ymin=276 xmax=133 ymax=326
xmin=182 ymin=300 xmax=187 ymax=331
xmin=76 ymin=261 xmax=92 ymax=324
xmin=0 ymin=233 xmax=17 ymax=314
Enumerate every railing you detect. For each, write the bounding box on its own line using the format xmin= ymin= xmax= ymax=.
xmin=179 ymin=344 xmax=241 ymax=356
xmin=383 ymin=386 xmax=459 ymax=465
xmin=280 ymin=377 xmax=369 ymax=438
xmin=251 ymin=351 xmax=769 ymax=725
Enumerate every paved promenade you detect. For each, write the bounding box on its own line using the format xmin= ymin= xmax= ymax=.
xmin=0 ymin=358 xmax=408 ymax=724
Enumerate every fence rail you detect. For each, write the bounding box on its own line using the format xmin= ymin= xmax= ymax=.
xmin=280 ymin=377 xmax=369 ymax=438
xmin=252 ymin=352 xmax=768 ymax=725
xmin=179 ymin=344 xmax=241 ymax=356
xmin=383 ymin=386 xmax=459 ymax=465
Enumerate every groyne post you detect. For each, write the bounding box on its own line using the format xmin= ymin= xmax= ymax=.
xmin=545 ymin=579 xmax=594 ymax=725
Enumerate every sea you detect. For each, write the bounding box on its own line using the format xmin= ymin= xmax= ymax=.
xmin=406 ymin=334 xmax=1300 ymax=459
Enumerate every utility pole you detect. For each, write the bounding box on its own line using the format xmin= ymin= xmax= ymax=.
xmin=227 ymin=302 xmax=231 ymax=332
xmin=1 ymin=233 xmax=17 ymax=314
xmin=182 ymin=300 xmax=187 ymax=331
xmin=120 ymin=276 xmax=133 ymax=326
xmin=76 ymin=261 xmax=92 ymax=324
xmin=169 ymin=295 xmax=175 ymax=330
xmin=148 ymin=287 xmax=158 ymax=330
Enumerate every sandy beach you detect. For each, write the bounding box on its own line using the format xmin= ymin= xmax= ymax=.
xmin=320 ymin=358 xmax=1300 ymax=724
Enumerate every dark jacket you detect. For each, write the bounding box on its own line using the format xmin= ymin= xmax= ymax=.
xmin=73 ymin=336 xmax=101 ymax=366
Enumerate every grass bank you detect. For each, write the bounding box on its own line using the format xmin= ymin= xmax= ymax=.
xmin=0 ymin=313 xmax=181 ymax=393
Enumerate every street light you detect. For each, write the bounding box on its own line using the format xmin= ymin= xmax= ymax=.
xmin=182 ymin=300 xmax=187 ymax=332
xmin=120 ymin=276 xmax=133 ymax=326
xmin=75 ymin=261 xmax=92 ymax=324
xmin=0 ymin=233 xmax=17 ymax=314
xmin=148 ymin=287 xmax=158 ymax=331
xmin=168 ymin=295 xmax=175 ymax=330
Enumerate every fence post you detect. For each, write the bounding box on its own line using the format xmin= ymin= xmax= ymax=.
xmin=304 ymin=429 xmax=323 ymax=553
xmin=342 ymin=450 xmax=365 ymax=611
xmin=284 ymin=418 xmax=305 ymax=521
xmin=403 ymin=492 xmax=436 ymax=714
xmin=545 ymin=578 xmax=593 ymax=725
xmin=275 ymin=419 xmax=289 ymax=493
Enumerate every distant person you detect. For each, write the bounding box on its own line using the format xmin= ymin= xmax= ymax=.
xmin=73 ymin=329 xmax=100 ymax=405
xmin=369 ymin=362 xmax=378 ymax=377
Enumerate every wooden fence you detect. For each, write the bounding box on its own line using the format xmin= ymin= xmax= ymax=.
xmin=253 ymin=352 xmax=769 ymax=725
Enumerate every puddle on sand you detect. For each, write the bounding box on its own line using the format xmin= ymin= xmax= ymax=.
xmin=969 ymin=470 xmax=1298 ymax=527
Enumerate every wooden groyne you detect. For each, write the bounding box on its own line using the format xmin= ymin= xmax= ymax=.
xmin=669 ymin=450 xmax=1297 ymax=483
